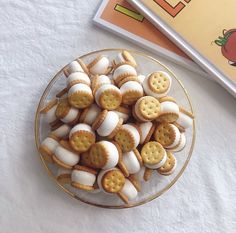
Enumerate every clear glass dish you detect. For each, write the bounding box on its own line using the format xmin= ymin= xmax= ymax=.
xmin=35 ymin=49 xmax=195 ymax=209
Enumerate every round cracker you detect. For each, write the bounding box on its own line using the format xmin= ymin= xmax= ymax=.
xmin=55 ymin=98 xmax=71 ymax=119
xmin=154 ymin=123 xmax=177 ymax=147
xmin=156 ymin=112 xmax=179 ymax=123
xmin=141 ymin=141 xmax=166 ymax=165
xmin=138 ymin=96 xmax=161 ymax=120
xmin=114 ymin=127 xmax=136 ymax=152
xmin=89 ymin=142 xmax=109 ymax=169
xmin=68 ymin=91 xmax=93 ymax=109
xmin=101 ymin=170 xmax=125 ymax=193
xmin=69 ymin=130 xmax=95 ymax=152
xmin=148 ymin=72 xmax=171 ymax=94
xmin=122 ymin=89 xmax=143 ymax=105
xmin=99 ymin=89 xmax=122 ymax=110
xmin=122 ymin=51 xmax=137 ymax=67
xmin=157 ymin=152 xmax=176 ymax=175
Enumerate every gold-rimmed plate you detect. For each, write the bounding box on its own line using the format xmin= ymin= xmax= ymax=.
xmin=35 ymin=49 xmax=195 ymax=209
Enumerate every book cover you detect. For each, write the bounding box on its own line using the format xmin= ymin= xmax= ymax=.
xmin=128 ymin=0 xmax=236 ymax=96
xmin=93 ymin=0 xmax=207 ymax=76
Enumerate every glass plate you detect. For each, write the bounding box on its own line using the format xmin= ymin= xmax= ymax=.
xmin=35 ymin=49 xmax=195 ymax=209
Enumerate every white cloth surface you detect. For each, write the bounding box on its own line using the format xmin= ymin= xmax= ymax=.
xmin=0 ymin=1 xmax=236 ymax=233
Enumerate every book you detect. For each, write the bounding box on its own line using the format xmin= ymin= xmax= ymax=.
xmin=128 ymin=0 xmax=236 ymax=97
xmin=93 ymin=0 xmax=207 ymax=77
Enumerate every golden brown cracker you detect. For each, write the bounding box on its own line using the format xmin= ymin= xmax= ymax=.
xmin=69 ymin=130 xmax=95 ymax=152
xmin=154 ymin=123 xmax=177 ymax=147
xmin=148 ymin=72 xmax=170 ymax=94
xmin=101 ymin=170 xmax=125 ymax=193
xmin=141 ymin=141 xmax=166 ymax=165
xmin=68 ymin=91 xmax=93 ymax=109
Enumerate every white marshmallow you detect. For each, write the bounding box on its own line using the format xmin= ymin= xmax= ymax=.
xmin=145 ymin=150 xmax=167 ymax=169
xmin=113 ymin=64 xmax=137 ymax=82
xmin=41 ymin=137 xmax=59 ymax=153
xmin=95 ymin=84 xmax=121 ymax=106
xmin=54 ymin=145 xmax=79 ymax=166
xmin=69 ymin=123 xmax=95 ymax=138
xmin=51 ymin=124 xmax=71 ymax=138
xmin=44 ymin=104 xmax=57 ymax=123
xmin=120 ymin=81 xmax=143 ymax=95
xmin=114 ymin=53 xmax=126 ymax=65
xmin=71 ymin=170 xmax=96 ymax=186
xmin=122 ymin=124 xmax=140 ymax=148
xmin=160 ymin=101 xmax=179 ymax=115
xmin=123 ymin=151 xmax=141 ymax=174
xmin=176 ymin=110 xmax=193 ymax=129
xmin=113 ymin=51 xmax=136 ymax=67
xmin=165 ymin=124 xmax=181 ymax=149
xmin=68 ymin=83 xmax=92 ymax=97
xmin=61 ymin=107 xmax=79 ymax=124
xmin=89 ymin=56 xmax=110 ymax=75
xmin=170 ymin=133 xmax=186 ymax=152
xmin=97 ymin=111 xmax=119 ymax=137
xmin=143 ymin=71 xmax=172 ymax=98
xmin=120 ymin=179 xmax=138 ymax=200
xmin=137 ymin=74 xmax=146 ymax=83
xmin=66 ymin=61 xmax=85 ymax=75
xmin=83 ymin=104 xmax=101 ymax=125
xmin=139 ymin=122 xmax=153 ymax=144
xmin=67 ymin=72 xmax=91 ymax=86
xmin=99 ymin=141 xmax=119 ymax=169
xmin=95 ymin=75 xmax=111 ymax=86
xmin=113 ymin=110 xmax=129 ymax=123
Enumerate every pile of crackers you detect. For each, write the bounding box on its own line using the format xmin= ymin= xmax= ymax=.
xmin=39 ymin=51 xmax=194 ymax=204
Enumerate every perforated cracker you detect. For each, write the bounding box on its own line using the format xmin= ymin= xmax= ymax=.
xmin=69 ymin=130 xmax=95 ymax=152
xmin=101 ymin=170 xmax=125 ymax=193
xmin=55 ymin=98 xmax=71 ymax=119
xmin=122 ymin=89 xmax=143 ymax=105
xmin=114 ymin=127 xmax=136 ymax=152
xmin=148 ymin=72 xmax=170 ymax=94
xmin=141 ymin=141 xmax=166 ymax=165
xmin=157 ymin=152 xmax=176 ymax=175
xmin=89 ymin=142 xmax=109 ymax=168
xmin=156 ymin=112 xmax=179 ymax=123
xmin=138 ymin=96 xmax=161 ymax=120
xmin=99 ymin=89 xmax=122 ymax=110
xmin=122 ymin=51 xmax=137 ymax=67
xmin=154 ymin=123 xmax=176 ymax=147
xmin=68 ymin=91 xmax=93 ymax=109
xmin=80 ymin=152 xmax=93 ymax=167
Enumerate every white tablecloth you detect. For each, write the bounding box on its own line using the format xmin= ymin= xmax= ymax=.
xmin=1 ymin=1 xmax=236 ymax=232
